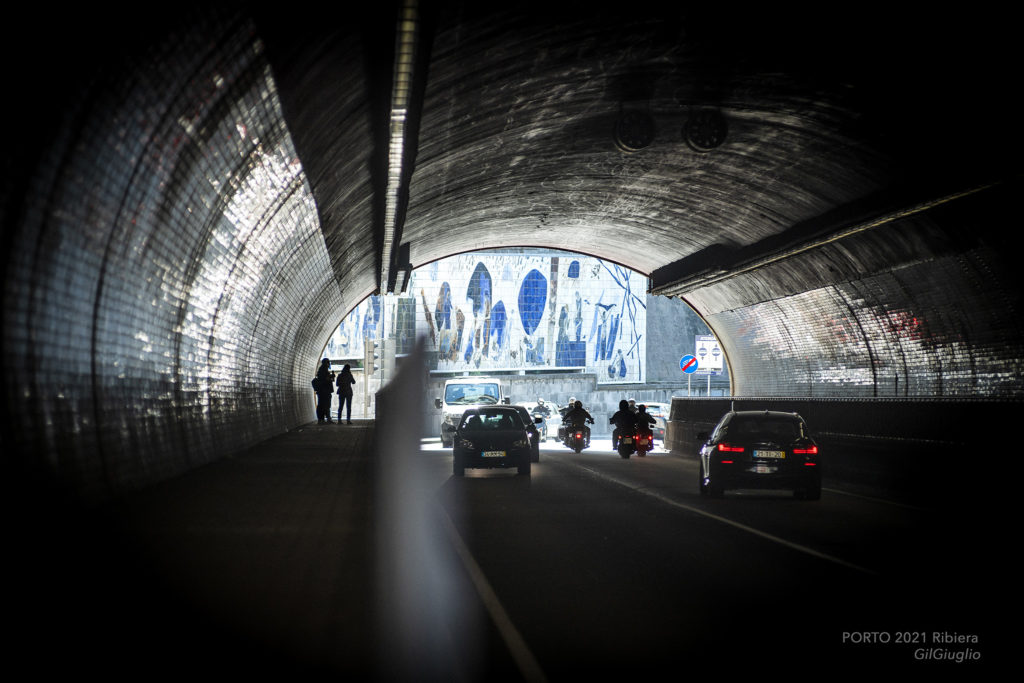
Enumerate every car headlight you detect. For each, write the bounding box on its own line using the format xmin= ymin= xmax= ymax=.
xmin=513 ymin=438 xmax=529 ymax=448
xmin=458 ymin=438 xmax=475 ymax=449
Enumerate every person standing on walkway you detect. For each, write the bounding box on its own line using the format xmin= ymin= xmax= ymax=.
xmin=315 ymin=358 xmax=335 ymax=423
xmin=336 ymin=363 xmax=355 ymax=424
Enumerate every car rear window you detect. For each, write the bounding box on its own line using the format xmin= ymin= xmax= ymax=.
xmin=726 ymin=417 xmax=804 ymax=441
xmin=462 ymin=411 xmax=520 ymax=431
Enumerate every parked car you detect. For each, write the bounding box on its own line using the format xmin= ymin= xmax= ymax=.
xmin=511 ymin=404 xmax=545 ymax=462
xmin=446 ymin=406 xmax=533 ymax=476
xmin=643 ymin=402 xmax=671 ymax=445
xmin=698 ymin=410 xmax=821 ymax=499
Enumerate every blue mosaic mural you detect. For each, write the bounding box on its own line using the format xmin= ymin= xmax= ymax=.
xmin=325 ymin=250 xmax=648 ymax=383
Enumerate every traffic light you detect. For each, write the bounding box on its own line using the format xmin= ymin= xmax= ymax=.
xmin=364 ymin=337 xmax=379 ymax=376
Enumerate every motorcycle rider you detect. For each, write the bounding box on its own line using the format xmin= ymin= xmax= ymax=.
xmin=562 ymin=400 xmax=594 ymax=446
xmin=531 ymin=397 xmax=553 ymax=441
xmin=610 ymin=399 xmax=638 ymax=448
xmin=559 ymin=397 xmax=577 ymax=420
xmin=532 ymin=397 xmax=553 ymax=419
xmin=557 ymin=397 xmax=577 ymax=442
xmin=635 ymin=404 xmax=656 ymax=444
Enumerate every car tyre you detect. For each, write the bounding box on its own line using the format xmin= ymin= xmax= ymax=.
xmin=453 ymin=455 xmax=464 ymax=477
xmin=518 ymin=458 xmax=531 ymax=476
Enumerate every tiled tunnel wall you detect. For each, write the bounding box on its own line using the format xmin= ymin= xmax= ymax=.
xmin=3 ymin=11 xmax=341 ymax=502
xmin=701 ymin=250 xmax=1022 ymax=397
xmin=2 ymin=8 xmax=1021 ymax=504
xmin=680 ymin=184 xmax=1023 ymax=399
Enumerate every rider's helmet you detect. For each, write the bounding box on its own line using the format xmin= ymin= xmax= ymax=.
xmin=574 ymin=400 xmax=583 ymax=409
xmin=619 ymin=399 xmax=629 ymax=411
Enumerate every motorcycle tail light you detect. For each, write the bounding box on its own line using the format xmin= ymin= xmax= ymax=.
xmin=575 ymin=432 xmax=583 ymax=438
xmin=793 ymin=445 xmax=818 ymax=455
xmin=717 ymin=443 xmax=744 ymax=452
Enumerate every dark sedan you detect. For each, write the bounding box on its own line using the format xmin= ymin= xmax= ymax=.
xmin=446 ymin=406 xmax=533 ymax=476
xmin=698 ymin=410 xmax=821 ymax=499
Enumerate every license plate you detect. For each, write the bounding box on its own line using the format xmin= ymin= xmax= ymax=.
xmin=753 ymin=450 xmax=785 ymax=459
xmin=482 ymin=450 xmax=506 ymax=458
xmin=622 ymin=437 xmax=633 ymax=444
xmin=752 ymin=463 xmax=777 ymax=474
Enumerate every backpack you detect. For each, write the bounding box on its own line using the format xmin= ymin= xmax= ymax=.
xmin=311 ymin=377 xmax=320 ymax=391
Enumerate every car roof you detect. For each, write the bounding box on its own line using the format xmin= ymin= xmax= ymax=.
xmin=463 ymin=406 xmax=518 ymax=415
xmin=728 ymin=410 xmax=804 ymax=420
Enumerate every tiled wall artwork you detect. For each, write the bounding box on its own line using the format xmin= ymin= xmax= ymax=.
xmin=326 ymin=250 xmax=649 ymax=383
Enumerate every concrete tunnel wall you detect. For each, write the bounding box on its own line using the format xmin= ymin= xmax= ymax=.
xmin=2 ymin=5 xmax=1022 ymax=504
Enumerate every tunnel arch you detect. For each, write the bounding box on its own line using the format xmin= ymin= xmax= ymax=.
xmin=3 ymin=3 xmax=1020 ymax=502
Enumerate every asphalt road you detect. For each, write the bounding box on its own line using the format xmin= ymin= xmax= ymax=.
xmin=417 ymin=438 xmax=1000 ymax=679
xmin=9 ymin=427 xmax=1002 ymax=680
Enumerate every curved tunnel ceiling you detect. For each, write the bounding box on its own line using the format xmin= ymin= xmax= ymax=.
xmin=2 ymin=2 xmax=1021 ymax=498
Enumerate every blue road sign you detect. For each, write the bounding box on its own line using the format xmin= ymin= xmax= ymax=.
xmin=680 ymin=355 xmax=698 ymax=374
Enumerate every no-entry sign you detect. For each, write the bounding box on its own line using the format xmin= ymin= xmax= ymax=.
xmin=680 ymin=354 xmax=698 ymax=374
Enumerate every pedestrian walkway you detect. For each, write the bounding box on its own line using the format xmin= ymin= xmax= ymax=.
xmin=11 ymin=421 xmax=383 ymax=679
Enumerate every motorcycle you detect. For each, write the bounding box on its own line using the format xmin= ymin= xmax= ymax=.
xmin=634 ymin=425 xmax=654 ymax=457
xmin=614 ymin=426 xmax=654 ymax=458
xmin=563 ymin=418 xmax=594 ymax=453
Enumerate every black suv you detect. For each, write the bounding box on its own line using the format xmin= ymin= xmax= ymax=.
xmin=698 ymin=410 xmax=821 ymax=499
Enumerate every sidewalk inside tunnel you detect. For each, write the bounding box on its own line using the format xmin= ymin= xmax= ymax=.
xmin=6 ymin=420 xmax=411 ymax=678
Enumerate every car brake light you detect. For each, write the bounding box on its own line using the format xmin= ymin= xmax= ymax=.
xmin=793 ymin=445 xmax=818 ymax=455
xmin=717 ymin=443 xmax=744 ymax=452
xmin=720 ymin=460 xmax=734 ymax=464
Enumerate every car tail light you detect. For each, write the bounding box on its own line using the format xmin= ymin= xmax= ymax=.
xmin=717 ymin=443 xmax=744 ymax=452
xmin=793 ymin=445 xmax=818 ymax=455
xmin=720 ymin=460 xmax=734 ymax=464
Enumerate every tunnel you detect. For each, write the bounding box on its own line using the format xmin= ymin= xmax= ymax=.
xmin=3 ymin=2 xmax=1019 ymax=677
xmin=3 ymin=2 xmax=1019 ymax=503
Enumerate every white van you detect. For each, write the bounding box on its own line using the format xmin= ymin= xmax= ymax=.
xmin=435 ymin=377 xmax=510 ymax=446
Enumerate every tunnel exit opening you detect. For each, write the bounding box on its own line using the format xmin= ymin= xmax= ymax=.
xmin=316 ymin=247 xmax=730 ymax=431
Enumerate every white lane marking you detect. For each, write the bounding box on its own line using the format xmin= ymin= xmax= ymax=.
xmin=571 ymin=463 xmax=879 ymax=576
xmin=438 ymin=505 xmax=549 ymax=683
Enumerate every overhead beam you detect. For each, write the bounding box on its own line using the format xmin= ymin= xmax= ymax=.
xmin=650 ymin=181 xmax=1001 ymax=298
xmin=380 ymin=0 xmax=421 ymax=294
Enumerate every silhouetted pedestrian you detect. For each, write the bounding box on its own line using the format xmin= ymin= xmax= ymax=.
xmin=315 ymin=358 xmax=335 ymax=423
xmin=336 ymin=363 xmax=355 ymax=424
